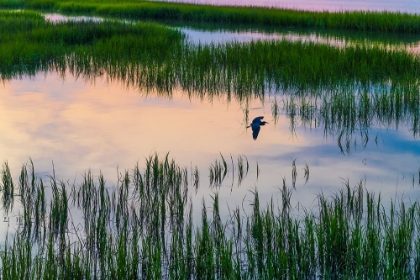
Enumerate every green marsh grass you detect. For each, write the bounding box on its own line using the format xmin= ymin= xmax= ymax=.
xmin=209 ymin=154 xmax=252 ymax=188
xmin=209 ymin=153 xmax=227 ymax=187
xmin=2 ymin=14 xmax=420 ymax=277
xmin=7 ymin=0 xmax=420 ymax=34
xmin=1 ymin=162 xmax=14 ymax=215
xmin=0 ymin=11 xmax=184 ymax=80
xmin=3 ymin=11 xmax=420 ymax=89
xmin=237 ymin=155 xmax=249 ymax=186
xmin=271 ymin=81 xmax=420 ymax=154
xmin=1 ymin=156 xmax=420 ymax=278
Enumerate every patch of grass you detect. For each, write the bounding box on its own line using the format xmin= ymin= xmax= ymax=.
xmin=0 ymin=10 xmax=184 ymax=80
xmin=6 ymin=0 xmax=420 ymax=34
xmin=272 ymin=80 xmax=420 ymax=153
xmin=3 ymin=11 xmax=420 ymax=95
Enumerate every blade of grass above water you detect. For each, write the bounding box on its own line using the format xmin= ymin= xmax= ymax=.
xmin=1 ymin=156 xmax=420 ymax=278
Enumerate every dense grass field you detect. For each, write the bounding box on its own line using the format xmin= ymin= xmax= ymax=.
xmin=2 ymin=0 xmax=420 ymax=33
xmin=2 ymin=11 xmax=420 ymax=89
xmin=0 ymin=11 xmax=184 ymax=79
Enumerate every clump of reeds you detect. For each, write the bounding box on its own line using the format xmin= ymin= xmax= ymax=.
xmin=209 ymin=153 xmax=227 ymax=187
xmin=237 ymin=155 xmax=249 ymax=186
xmin=1 ymin=162 xmax=15 ymax=215
xmin=0 ymin=157 xmax=420 ymax=278
xmin=271 ymin=79 xmax=420 ymax=154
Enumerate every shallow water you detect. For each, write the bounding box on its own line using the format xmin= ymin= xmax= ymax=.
xmin=43 ymin=13 xmax=420 ymax=56
xmin=1 ymin=11 xmax=419 ymax=235
xmin=180 ymin=27 xmax=420 ymax=56
xmin=1 ymin=72 xmax=419 ymax=223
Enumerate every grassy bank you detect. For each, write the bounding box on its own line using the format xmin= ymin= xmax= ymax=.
xmin=0 ymin=155 xmax=419 ymax=278
xmin=2 ymin=0 xmax=420 ymax=33
xmin=2 ymin=11 xmax=420 ymax=89
xmin=0 ymin=11 xmax=184 ymax=80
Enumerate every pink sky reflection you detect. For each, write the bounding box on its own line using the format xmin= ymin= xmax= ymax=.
xmin=0 ymin=71 xmax=419 ymax=227
xmin=0 ymin=72 xmax=302 ymax=179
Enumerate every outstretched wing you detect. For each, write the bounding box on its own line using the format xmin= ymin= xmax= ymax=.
xmin=251 ymin=116 xmax=264 ymax=124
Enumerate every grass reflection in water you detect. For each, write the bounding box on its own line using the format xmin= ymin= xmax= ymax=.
xmin=2 ymin=10 xmax=420 ymax=278
xmin=2 ymin=11 xmax=419 ymax=141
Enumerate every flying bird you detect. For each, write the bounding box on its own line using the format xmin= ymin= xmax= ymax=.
xmin=247 ymin=116 xmax=268 ymax=140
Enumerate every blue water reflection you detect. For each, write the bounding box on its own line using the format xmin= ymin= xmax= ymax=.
xmin=1 ymin=10 xmax=420 ymax=231
xmin=1 ymin=72 xmax=420 ymax=213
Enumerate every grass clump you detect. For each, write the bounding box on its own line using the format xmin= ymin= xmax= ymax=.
xmin=0 ymin=10 xmax=184 ymax=80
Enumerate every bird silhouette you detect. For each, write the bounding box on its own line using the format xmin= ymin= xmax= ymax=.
xmin=247 ymin=116 xmax=268 ymax=140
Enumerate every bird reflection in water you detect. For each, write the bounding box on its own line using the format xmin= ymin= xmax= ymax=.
xmin=247 ymin=116 xmax=268 ymax=140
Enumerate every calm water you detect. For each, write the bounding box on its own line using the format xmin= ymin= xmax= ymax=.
xmin=1 ymin=10 xmax=420 ymax=234
xmin=1 ymin=71 xmax=419 ymax=217
xmin=160 ymin=0 xmax=420 ymax=13
xmin=44 ymin=14 xmax=420 ymax=55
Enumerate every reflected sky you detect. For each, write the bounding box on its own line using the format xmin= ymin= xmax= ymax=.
xmin=2 ymin=6 xmax=420 ymax=257
xmin=44 ymin=13 xmax=103 ymax=23
xmin=1 ymin=71 xmax=420 ymax=217
xmin=180 ymin=27 xmax=420 ymax=56
xmin=5 ymin=13 xmax=420 ymax=220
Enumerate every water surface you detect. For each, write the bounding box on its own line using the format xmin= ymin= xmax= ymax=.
xmin=1 ymin=72 xmax=419 ymax=213
xmin=1 ymin=11 xmax=420 ymax=235
xmin=43 ymin=13 xmax=420 ymax=56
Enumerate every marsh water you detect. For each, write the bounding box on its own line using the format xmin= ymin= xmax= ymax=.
xmin=2 ymin=69 xmax=418 ymax=231
xmin=2 ymin=7 xmax=420 ymax=235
